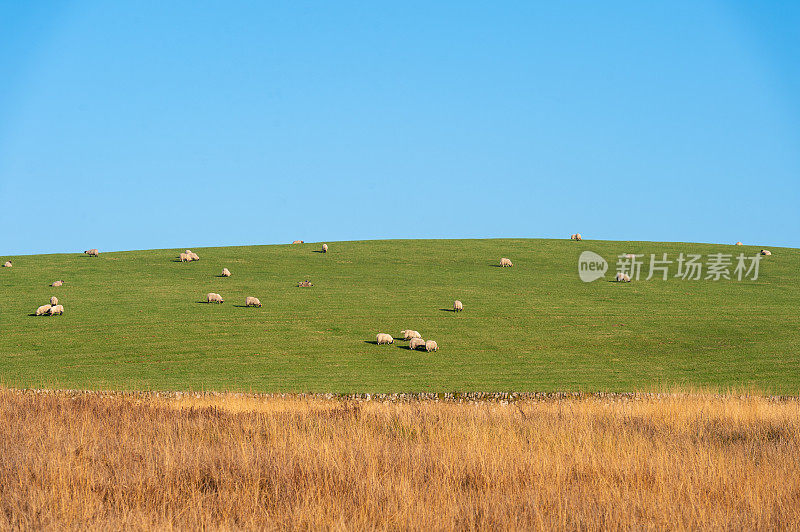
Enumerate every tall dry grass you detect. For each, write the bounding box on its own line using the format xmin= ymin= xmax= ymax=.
xmin=1 ymin=390 xmax=799 ymax=530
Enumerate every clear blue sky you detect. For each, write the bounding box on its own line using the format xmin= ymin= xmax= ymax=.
xmin=1 ymin=1 xmax=799 ymax=255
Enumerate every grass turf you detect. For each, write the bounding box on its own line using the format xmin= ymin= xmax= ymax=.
xmin=1 ymin=239 xmax=798 ymax=393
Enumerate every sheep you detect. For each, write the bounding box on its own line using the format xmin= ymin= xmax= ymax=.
xmin=575 ymin=233 xmax=582 ymax=241
xmin=500 ymin=257 xmax=513 ymax=267
xmin=454 ymin=300 xmax=463 ymax=312
xmin=185 ymin=250 xmax=192 ymax=254
xmin=401 ymin=330 xmax=421 ymax=340
xmin=409 ymin=338 xmax=426 ymax=350
xmin=222 ymin=268 xmax=231 ymax=277
xmin=322 ymin=244 xmax=328 ymax=253
xmin=84 ymin=249 xmax=99 ymax=257
xmin=761 ymin=250 xmax=772 ymax=256
xmin=292 ymin=240 xmax=304 ymax=244
xmin=206 ymin=293 xmax=224 ymax=304
xmin=189 ymin=252 xmax=200 ymax=261
xmin=735 ymin=242 xmax=743 ymax=246
xmin=49 ymin=304 xmax=64 ymax=315
xmin=2 ymin=261 xmax=11 ymax=267
xmin=51 ymin=280 xmax=63 ymax=287
xmin=298 ymin=280 xmax=313 ymax=287
xmin=376 ymin=333 xmax=394 ymax=345
xmin=50 ymin=296 xmax=58 ymax=306
xmin=425 ymin=340 xmax=438 ymax=352
xmin=35 ymin=304 xmax=52 ymax=316
xmin=570 ymin=234 xmax=577 ymax=240
xmin=179 ymin=253 xmax=190 ymax=262
xmin=615 ymin=272 xmax=631 ymax=282
xmin=245 ymin=296 xmax=262 ymax=307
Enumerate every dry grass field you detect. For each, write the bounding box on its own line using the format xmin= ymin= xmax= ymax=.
xmin=1 ymin=389 xmax=799 ymax=530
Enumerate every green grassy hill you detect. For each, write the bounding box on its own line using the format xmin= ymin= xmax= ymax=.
xmin=1 ymin=239 xmax=798 ymax=393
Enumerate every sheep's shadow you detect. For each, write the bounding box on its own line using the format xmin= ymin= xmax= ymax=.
xmin=215 ymin=274 xmax=229 ymax=277
xmin=398 ymin=345 xmax=420 ymax=351
xmin=439 ymin=308 xmax=458 ymax=312
xmin=311 ymin=250 xmax=326 ymax=254
xmin=364 ymin=340 xmax=379 ymax=345
xmin=490 ymin=264 xmax=504 ymax=268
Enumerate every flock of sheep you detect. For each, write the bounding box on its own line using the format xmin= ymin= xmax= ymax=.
xmin=4 ymin=236 xmax=774 ymax=335
xmin=376 ymin=330 xmax=439 ymax=352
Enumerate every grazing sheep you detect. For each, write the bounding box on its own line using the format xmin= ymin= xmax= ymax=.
xmin=51 ymin=280 xmax=63 ymax=287
xmin=322 ymin=244 xmax=328 ymax=253
xmin=35 ymin=304 xmax=52 ymax=316
xmin=615 ymin=272 xmax=631 ymax=282
xmin=735 ymin=242 xmax=743 ymax=246
xmin=84 ymin=249 xmax=99 ymax=257
xmin=222 ymin=268 xmax=231 ymax=277
xmin=761 ymin=250 xmax=772 ymax=256
xmin=500 ymin=257 xmax=513 ymax=267
xmin=179 ymin=253 xmax=190 ymax=262
xmin=245 ymin=296 xmax=262 ymax=307
xmin=409 ymin=338 xmax=426 ymax=350
xmin=2 ymin=261 xmax=11 ymax=267
xmin=575 ymin=233 xmax=582 ymax=241
xmin=401 ymin=330 xmax=421 ymax=340
xmin=376 ymin=333 xmax=394 ymax=345
xmin=425 ymin=340 xmax=438 ymax=352
xmin=292 ymin=240 xmax=304 ymax=244
xmin=50 ymin=296 xmax=58 ymax=306
xmin=298 ymin=280 xmax=313 ymax=287
xmin=454 ymin=300 xmax=463 ymax=312
xmin=49 ymin=304 xmax=64 ymax=315
xmin=206 ymin=293 xmax=224 ymax=304
xmin=189 ymin=252 xmax=200 ymax=261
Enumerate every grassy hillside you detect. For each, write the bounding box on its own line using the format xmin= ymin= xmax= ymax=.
xmin=1 ymin=239 xmax=798 ymax=393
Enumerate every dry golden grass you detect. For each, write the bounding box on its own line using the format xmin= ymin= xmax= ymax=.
xmin=1 ymin=390 xmax=799 ymax=530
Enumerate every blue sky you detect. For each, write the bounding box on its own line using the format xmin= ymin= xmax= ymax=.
xmin=1 ymin=1 xmax=799 ymax=255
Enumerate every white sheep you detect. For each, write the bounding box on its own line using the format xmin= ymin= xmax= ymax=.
xmin=206 ymin=293 xmax=224 ymax=304
xmin=49 ymin=304 xmax=64 ymax=315
xmin=500 ymin=257 xmax=513 ymax=267
xmin=84 ymin=249 xmax=99 ymax=257
xmin=615 ymin=272 xmax=631 ymax=282
xmin=322 ymin=244 xmax=328 ymax=253
xmin=401 ymin=330 xmax=421 ymax=340
xmin=575 ymin=233 xmax=582 ymax=241
xmin=735 ymin=242 xmax=743 ymax=246
xmin=425 ymin=340 xmax=438 ymax=352
xmin=376 ymin=333 xmax=394 ymax=345
xmin=245 ymin=296 xmax=262 ymax=307
xmin=454 ymin=300 xmax=463 ymax=312
xmin=35 ymin=304 xmax=52 ymax=316
xmin=50 ymin=296 xmax=58 ymax=306
xmin=189 ymin=252 xmax=200 ymax=261
xmin=760 ymin=250 xmax=772 ymax=256
xmin=222 ymin=268 xmax=231 ymax=277
xmin=2 ymin=261 xmax=11 ymax=267
xmin=179 ymin=253 xmax=190 ymax=262
xmin=409 ymin=338 xmax=426 ymax=350
xmin=51 ymin=280 xmax=63 ymax=287
xmin=292 ymin=240 xmax=304 ymax=244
